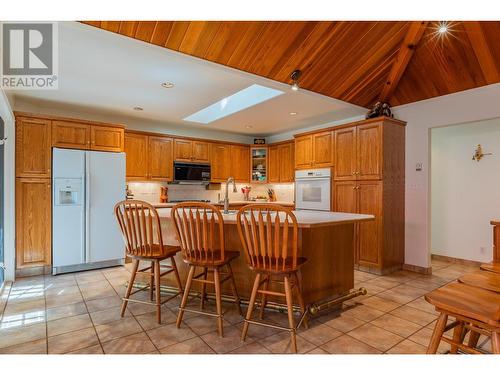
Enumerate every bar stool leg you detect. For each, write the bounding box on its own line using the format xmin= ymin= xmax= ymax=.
xmin=121 ymin=259 xmax=139 ymax=317
xmin=284 ymin=274 xmax=297 ymax=354
xmin=154 ymin=260 xmax=162 ymax=323
xmin=259 ymin=275 xmax=270 ymax=320
xmin=227 ymin=263 xmax=242 ymax=315
xmin=427 ymin=313 xmax=448 ymax=354
xmin=214 ymin=267 xmax=224 ymax=337
xmin=468 ymin=330 xmax=481 ymax=349
xmin=177 ymin=265 xmax=195 ymax=328
xmin=171 ymin=257 xmax=184 ymax=296
xmin=450 ymin=321 xmax=464 ymax=354
xmin=242 ymin=273 xmax=261 ymax=341
xmin=492 ymin=332 xmax=500 ymax=354
xmin=200 ymin=267 xmax=208 ymax=309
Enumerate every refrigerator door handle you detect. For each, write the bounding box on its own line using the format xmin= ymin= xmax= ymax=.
xmin=85 ymin=152 xmax=90 ymax=263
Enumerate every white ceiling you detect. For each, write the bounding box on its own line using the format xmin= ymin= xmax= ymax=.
xmin=12 ymin=22 xmax=366 ymax=136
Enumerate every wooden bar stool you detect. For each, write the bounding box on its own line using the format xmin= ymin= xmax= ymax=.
xmin=481 ymin=220 xmax=500 ymax=274
xmin=172 ymin=202 xmax=242 ymax=337
xmin=481 ymin=263 xmax=500 ymax=274
xmin=424 ymin=282 xmax=500 ymax=354
xmin=236 ymin=204 xmax=308 ymax=354
xmin=114 ymin=200 xmax=184 ymax=323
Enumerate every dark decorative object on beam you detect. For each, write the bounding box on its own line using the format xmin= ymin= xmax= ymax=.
xmin=366 ymin=102 xmax=394 ymax=119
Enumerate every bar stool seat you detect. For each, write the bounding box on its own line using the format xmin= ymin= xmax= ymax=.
xmin=459 ymin=271 xmax=500 ymax=294
xmin=183 ymin=250 xmax=240 ymax=267
xmin=425 ymin=282 xmax=500 ymax=354
xmin=480 ymin=262 xmax=500 ymax=274
xmin=128 ymin=244 xmax=180 ymax=259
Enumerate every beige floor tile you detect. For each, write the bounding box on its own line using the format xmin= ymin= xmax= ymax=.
xmin=68 ymin=344 xmax=104 ymax=354
xmin=342 ymin=304 xmax=385 ymax=322
xmin=1 ymin=309 xmax=46 ymax=330
xmin=321 ymin=334 xmax=381 ymax=354
xmin=201 ymin=325 xmax=251 ymax=354
xmin=102 ymin=332 xmax=157 ymax=354
xmin=307 ymin=347 xmax=329 ymax=354
xmin=389 ymin=305 xmax=437 ymax=326
xmin=147 ymin=323 xmax=197 ymax=349
xmin=406 ymin=297 xmax=439 ymax=316
xmin=319 ymin=313 xmax=365 ymax=333
xmin=90 ymin=306 xmax=132 ymax=325
xmin=160 ymin=336 xmax=215 ymax=354
xmin=298 ymin=323 xmax=342 ymax=346
xmin=260 ymin=330 xmax=316 ymax=354
xmin=0 ymin=338 xmax=47 ymax=354
xmin=407 ymin=327 xmax=450 ymax=353
xmin=126 ymin=300 xmax=158 ymax=316
xmin=95 ymin=316 xmax=143 ymax=342
xmin=44 ymin=285 xmax=81 ymax=297
xmin=0 ymin=322 xmax=46 ymax=349
xmin=48 ymin=327 xmax=99 ymax=354
xmin=47 ymin=313 xmax=93 ymax=337
xmin=46 ymin=302 xmax=88 ymax=321
xmin=237 ymin=320 xmax=281 ymax=339
xmin=355 ymin=283 xmax=386 ymax=295
xmin=370 ymin=314 xmax=422 ymax=338
xmin=229 ymin=341 xmax=271 ymax=354
xmin=75 ymin=272 xmax=107 ymax=284
xmin=363 ymin=278 xmax=402 ymax=290
xmin=45 ymin=292 xmax=83 ymax=309
xmin=360 ymin=296 xmax=401 ymax=312
xmin=5 ymin=290 xmax=44 ymax=304
xmin=386 ymin=339 xmax=427 ymax=354
xmin=3 ymin=298 xmax=45 ymax=315
xmin=377 ymin=289 xmax=418 ymax=305
xmin=134 ymin=308 xmax=177 ymax=331
xmin=81 ymin=284 xmax=117 ymax=301
xmin=348 ymin=323 xmax=404 ymax=351
xmin=85 ymin=295 xmax=123 ymax=313
xmin=184 ymin=315 xmax=230 ymax=336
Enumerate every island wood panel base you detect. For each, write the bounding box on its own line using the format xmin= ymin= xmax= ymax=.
xmin=155 ymin=220 xmax=355 ymax=306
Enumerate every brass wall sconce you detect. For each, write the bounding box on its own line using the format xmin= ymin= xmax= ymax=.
xmin=472 ymin=144 xmax=493 ymax=162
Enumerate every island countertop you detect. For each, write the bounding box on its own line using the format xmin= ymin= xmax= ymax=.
xmin=156 ymin=207 xmax=374 ymax=228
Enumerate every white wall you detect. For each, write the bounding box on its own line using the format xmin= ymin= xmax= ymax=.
xmin=0 ymin=89 xmax=15 ymax=281
xmin=431 ymin=119 xmax=500 ymax=263
xmin=393 ymin=83 xmax=500 ymax=268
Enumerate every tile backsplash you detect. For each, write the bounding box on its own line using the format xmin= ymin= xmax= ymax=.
xmin=127 ymin=181 xmax=295 ymax=203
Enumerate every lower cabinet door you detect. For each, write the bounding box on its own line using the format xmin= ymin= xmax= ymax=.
xmin=357 ymin=180 xmax=382 ymax=267
xmin=15 ymin=178 xmax=52 ymax=269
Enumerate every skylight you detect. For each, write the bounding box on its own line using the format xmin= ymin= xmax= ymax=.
xmin=183 ymin=84 xmax=284 ymax=124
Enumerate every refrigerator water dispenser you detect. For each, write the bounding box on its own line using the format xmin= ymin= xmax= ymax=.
xmin=54 ymin=178 xmax=83 ymax=206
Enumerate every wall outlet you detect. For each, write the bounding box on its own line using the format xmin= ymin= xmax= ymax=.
xmin=480 ymin=246 xmax=486 ymax=254
xmin=416 ymin=162 xmax=423 ymax=171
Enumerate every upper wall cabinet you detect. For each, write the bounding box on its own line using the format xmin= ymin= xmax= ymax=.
xmin=16 ymin=117 xmax=52 ymax=178
xmin=52 ymin=120 xmax=90 ymax=149
xmin=90 ymin=124 xmax=124 ymax=152
xmin=269 ymin=141 xmax=295 ymax=182
xmin=334 ymin=127 xmax=357 ymax=180
xmin=295 ymin=131 xmax=333 ymax=169
xmin=230 ymin=144 xmax=250 ymax=182
xmin=210 ymin=143 xmax=231 ymax=182
xmin=174 ymin=139 xmax=210 ymax=163
xmin=124 ymin=131 xmax=173 ymax=181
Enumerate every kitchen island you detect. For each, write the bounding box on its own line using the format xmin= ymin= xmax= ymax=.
xmin=155 ymin=208 xmax=374 ymax=306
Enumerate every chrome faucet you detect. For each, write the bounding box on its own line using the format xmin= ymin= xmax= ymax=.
xmin=223 ymin=177 xmax=237 ymax=214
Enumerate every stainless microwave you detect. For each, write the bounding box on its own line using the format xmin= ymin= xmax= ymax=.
xmin=174 ymin=162 xmax=211 ymax=183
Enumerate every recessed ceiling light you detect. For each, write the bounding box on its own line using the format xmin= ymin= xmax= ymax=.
xmin=289 ymin=112 xmax=297 ymax=116
xmin=245 ymin=125 xmax=253 ymax=129
xmin=161 ymin=82 xmax=175 ymax=89
xmin=438 ymin=24 xmax=448 ymax=34
xmin=133 ymin=106 xmax=143 ymax=111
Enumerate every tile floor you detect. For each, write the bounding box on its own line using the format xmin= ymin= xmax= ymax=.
xmin=0 ymin=258 xmax=489 ymax=354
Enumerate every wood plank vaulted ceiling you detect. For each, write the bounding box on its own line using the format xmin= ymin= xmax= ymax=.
xmin=81 ymin=21 xmax=500 ymax=108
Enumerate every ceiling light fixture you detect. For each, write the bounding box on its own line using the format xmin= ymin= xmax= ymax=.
xmin=438 ymin=23 xmax=448 ymax=34
xmin=245 ymin=125 xmax=253 ymax=129
xmin=289 ymin=112 xmax=297 ymax=116
xmin=133 ymin=106 xmax=143 ymax=111
xmin=290 ymin=69 xmax=302 ymax=91
xmin=161 ymin=82 xmax=175 ymax=89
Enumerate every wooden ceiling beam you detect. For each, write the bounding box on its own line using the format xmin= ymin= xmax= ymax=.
xmin=379 ymin=21 xmax=428 ymax=103
xmin=463 ymin=21 xmax=499 ymax=84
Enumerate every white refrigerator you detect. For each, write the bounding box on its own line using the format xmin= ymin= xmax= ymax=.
xmin=52 ymin=148 xmax=126 ymax=275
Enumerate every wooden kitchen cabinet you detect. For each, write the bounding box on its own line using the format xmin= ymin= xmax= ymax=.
xmin=269 ymin=141 xmax=295 ymax=182
xmin=333 ymin=180 xmax=358 ymax=214
xmin=357 ymin=181 xmax=383 ymax=266
xmin=230 ymin=144 xmax=250 ymax=182
xmin=294 ymin=135 xmax=313 ymax=169
xmin=210 ymin=143 xmax=231 ymax=182
xmin=52 ymin=120 xmax=90 ymax=149
xmin=124 ymin=132 xmax=149 ymax=180
xmin=334 ymin=126 xmax=357 ymax=180
xmin=357 ymin=123 xmax=382 ymax=180
xmin=312 ymin=131 xmax=333 ymax=167
xmin=174 ymin=139 xmax=210 ymax=163
xmin=15 ymin=178 xmax=52 ymax=269
xmin=90 ymin=124 xmax=124 ymax=152
xmin=148 ymin=136 xmax=173 ymax=181
xmin=15 ymin=117 xmax=52 ymax=178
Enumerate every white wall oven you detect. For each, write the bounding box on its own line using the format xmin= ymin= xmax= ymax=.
xmin=295 ymin=168 xmax=332 ymax=211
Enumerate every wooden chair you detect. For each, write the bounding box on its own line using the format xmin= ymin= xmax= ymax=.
xmin=236 ymin=204 xmax=308 ymax=354
xmin=424 ymin=282 xmax=500 ymax=354
xmin=114 ymin=200 xmax=183 ymax=324
xmin=171 ymin=202 xmax=241 ymax=337
xmin=481 ymin=220 xmax=500 ymax=274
